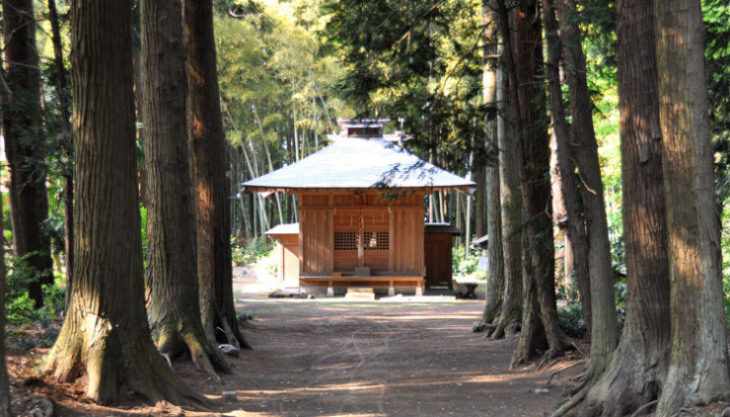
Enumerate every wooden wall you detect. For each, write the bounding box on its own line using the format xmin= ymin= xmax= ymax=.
xmin=299 ymin=196 xmax=333 ymax=275
xmin=424 ymin=233 xmax=453 ymax=287
xmin=298 ymin=191 xmax=424 ymax=277
xmin=390 ymin=206 xmax=424 ymax=275
xmin=279 ymin=234 xmax=300 ymax=287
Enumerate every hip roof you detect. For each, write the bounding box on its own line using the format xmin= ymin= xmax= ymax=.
xmin=242 ymin=138 xmax=475 ymax=193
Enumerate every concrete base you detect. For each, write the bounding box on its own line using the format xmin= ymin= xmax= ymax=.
xmin=345 ymin=287 xmax=375 ymax=300
xmin=354 ymin=266 xmax=371 ymax=277
xmin=306 ymin=285 xmax=425 ymax=297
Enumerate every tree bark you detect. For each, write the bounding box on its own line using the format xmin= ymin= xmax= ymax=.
xmin=497 ymin=0 xmax=571 ymax=365
xmin=2 ymin=0 xmax=53 ymax=309
xmin=0 ymin=195 xmax=10 ymax=417
xmin=655 ymin=0 xmax=730 ymax=414
xmin=184 ymin=0 xmax=251 ymax=349
xmin=579 ymin=1 xmax=671 ymax=415
xmin=555 ymin=0 xmax=618 ymax=377
xmin=142 ymin=0 xmax=231 ymax=378
xmin=491 ymin=38 xmax=523 ymax=340
xmin=542 ymin=0 xmax=592 ymax=337
xmin=476 ymin=0 xmax=505 ymax=330
xmin=47 ymin=0 xmax=75 ymax=312
xmin=42 ymin=1 xmax=205 ymax=405
xmin=474 ymin=160 xmax=486 ymax=238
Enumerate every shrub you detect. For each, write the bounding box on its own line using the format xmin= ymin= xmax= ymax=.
xmin=231 ymin=235 xmax=275 ymax=266
xmin=452 ymin=245 xmax=485 ymax=279
xmin=5 ymin=252 xmax=65 ymax=328
xmin=558 ymin=302 xmax=587 ymax=339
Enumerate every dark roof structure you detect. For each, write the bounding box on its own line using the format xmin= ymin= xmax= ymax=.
xmin=242 ymin=137 xmax=475 ymax=193
xmin=471 ymin=234 xmax=489 ymax=247
xmin=425 ymin=223 xmax=463 ymax=235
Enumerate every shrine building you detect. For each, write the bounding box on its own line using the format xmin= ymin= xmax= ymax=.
xmin=242 ymin=120 xmax=474 ymax=296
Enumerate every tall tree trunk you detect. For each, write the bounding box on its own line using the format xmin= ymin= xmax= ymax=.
xmin=655 ymin=0 xmax=730 ymax=414
xmin=142 ymin=0 xmax=231 ymax=378
xmin=476 ymin=0 xmax=504 ymax=330
xmin=0 ymin=195 xmax=10 ymax=417
xmin=473 ymin=135 xmax=487 ymax=238
xmin=47 ymin=0 xmax=75 ymax=312
xmin=555 ymin=0 xmax=618 ymax=381
xmin=579 ymin=1 xmax=671 ymax=415
xmin=490 ymin=40 xmax=523 ymax=340
xmin=184 ymin=0 xmax=251 ymax=349
xmin=42 ymin=1 xmax=204 ymax=405
xmin=562 ymin=238 xmax=575 ymax=302
xmin=465 ymin=146 xmax=475 ymax=248
xmin=2 ymin=0 xmax=53 ymax=309
xmin=542 ymin=0 xmax=592 ymax=337
xmin=133 ymin=5 xmax=149 ymax=208
xmin=498 ymin=0 xmax=571 ymax=365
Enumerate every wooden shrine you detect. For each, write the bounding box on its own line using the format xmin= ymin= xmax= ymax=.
xmin=244 ymin=120 xmax=473 ymax=296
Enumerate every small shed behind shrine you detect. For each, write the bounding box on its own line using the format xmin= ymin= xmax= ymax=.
xmin=243 ymin=120 xmax=474 ymax=296
xmin=424 ymin=223 xmax=462 ymax=289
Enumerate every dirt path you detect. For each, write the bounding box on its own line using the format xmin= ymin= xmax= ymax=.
xmin=10 ymin=269 xmax=580 ymax=417
xmin=216 ymin=299 xmax=578 ymax=417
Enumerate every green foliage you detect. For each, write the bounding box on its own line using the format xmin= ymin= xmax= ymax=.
xmin=558 ymin=303 xmax=587 ymax=339
xmin=706 ymin=0 xmax=730 ymax=206
xmin=232 ymin=236 xmax=276 ymax=266
xmin=5 ymin=253 xmax=65 ymax=328
xmin=216 ymin=1 xmax=348 ymax=233
xmin=722 ymin=205 xmax=730 ymax=325
xmin=2 ymin=192 xmax=12 ymax=245
xmin=140 ymin=206 xmax=148 ymax=263
xmin=452 ymin=245 xmax=485 ymax=279
xmin=611 ymin=235 xmax=626 ymax=276
xmin=705 ymin=0 xmax=730 ymax=327
xmin=614 ymin=278 xmax=627 ymax=328
xmin=558 ymin=277 xmax=627 ymax=338
xmin=323 ymin=0 xmax=484 ymax=175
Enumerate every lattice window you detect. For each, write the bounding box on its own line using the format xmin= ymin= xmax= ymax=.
xmin=364 ymin=232 xmax=389 ymax=251
xmin=334 ymin=231 xmax=389 ymax=251
xmin=334 ymin=232 xmax=357 ymax=251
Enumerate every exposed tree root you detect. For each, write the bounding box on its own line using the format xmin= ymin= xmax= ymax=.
xmin=472 ymin=323 xmax=496 ymax=334
xmin=629 ymin=400 xmax=658 ymax=417
xmin=151 ymin=314 xmax=233 ymax=383
xmin=510 ymin=303 xmax=548 ymax=368
xmin=551 ymin=384 xmax=589 ymax=417
xmin=217 ymin=315 xmax=252 ymax=350
xmin=550 ymin=365 xmax=602 ymax=417
xmin=539 ymin=350 xmax=568 ymax=370
xmin=44 ymin=318 xmax=209 ymax=407
xmin=490 ymin=308 xmax=521 ymax=340
xmin=545 ymin=360 xmax=586 ymax=391
xmin=575 ymin=336 xmax=667 ymax=417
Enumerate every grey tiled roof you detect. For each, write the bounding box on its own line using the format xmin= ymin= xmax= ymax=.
xmin=242 ymin=138 xmax=475 ymax=192
xmin=265 ymin=223 xmax=299 ymax=235
xmin=265 ymin=222 xmax=463 ymax=236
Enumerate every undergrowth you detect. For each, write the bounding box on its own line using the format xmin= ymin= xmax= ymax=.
xmin=453 ymin=245 xmax=486 ymax=280
xmin=232 ymin=235 xmax=276 ymax=266
xmin=5 ymin=253 xmax=65 ymax=348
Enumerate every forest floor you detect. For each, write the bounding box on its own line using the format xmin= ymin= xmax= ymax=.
xmin=5 ymin=267 xmax=726 ymax=416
